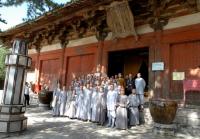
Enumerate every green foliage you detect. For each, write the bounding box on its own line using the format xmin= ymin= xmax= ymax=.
xmin=0 ymin=0 xmax=64 ymax=23
xmin=0 ymin=2 xmax=7 ymax=24
xmin=0 ymin=47 xmax=9 ymax=80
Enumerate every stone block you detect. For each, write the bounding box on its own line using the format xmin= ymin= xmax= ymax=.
xmin=0 ymin=122 xmax=7 ymax=132
xmin=1 ymin=106 xmax=10 ymax=113
xmin=153 ymin=123 xmax=177 ymax=136
xmin=10 ymin=121 xmax=21 ymax=132
xmin=21 ymin=106 xmax=26 ymax=112
xmin=22 ymin=119 xmax=27 ymax=130
xmin=12 ymin=107 xmax=21 ymax=113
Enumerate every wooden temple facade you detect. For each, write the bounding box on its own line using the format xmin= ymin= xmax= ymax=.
xmin=1 ymin=0 xmax=200 ymax=105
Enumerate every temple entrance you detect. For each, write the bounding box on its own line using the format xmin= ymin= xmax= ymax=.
xmin=108 ymin=47 xmax=149 ymax=87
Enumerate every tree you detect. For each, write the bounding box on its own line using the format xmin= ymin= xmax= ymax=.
xmin=0 ymin=0 xmax=65 ymax=23
xmin=0 ymin=46 xmax=9 ymax=80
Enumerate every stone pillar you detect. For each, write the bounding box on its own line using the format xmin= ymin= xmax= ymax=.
xmin=0 ymin=39 xmax=31 ymax=133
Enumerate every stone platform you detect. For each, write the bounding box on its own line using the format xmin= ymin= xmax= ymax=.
xmin=153 ymin=123 xmax=177 ymax=136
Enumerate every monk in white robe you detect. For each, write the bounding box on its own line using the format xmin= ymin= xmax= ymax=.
xmin=106 ymin=84 xmax=118 ymax=128
xmin=128 ymin=89 xmax=139 ymax=126
xmin=52 ymin=83 xmax=61 ymax=117
xmin=59 ymin=86 xmax=67 ymax=116
xmin=64 ymin=87 xmax=72 ymax=116
xmin=91 ymin=87 xmax=98 ymax=122
xmin=83 ymin=84 xmax=92 ymax=121
xmin=66 ymin=90 xmax=77 ymax=119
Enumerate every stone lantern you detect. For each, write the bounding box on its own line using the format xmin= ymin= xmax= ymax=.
xmin=0 ymin=39 xmax=31 ymax=133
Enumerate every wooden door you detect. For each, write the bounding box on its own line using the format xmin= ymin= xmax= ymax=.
xmin=66 ymin=54 xmax=95 ymax=86
xmin=40 ymin=59 xmax=60 ymax=91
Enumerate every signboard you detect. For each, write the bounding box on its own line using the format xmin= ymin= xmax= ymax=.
xmin=172 ymin=72 xmax=185 ymax=80
xmin=152 ymin=62 xmax=164 ymax=71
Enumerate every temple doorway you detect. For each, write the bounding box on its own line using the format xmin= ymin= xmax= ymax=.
xmin=108 ymin=47 xmax=149 ymax=87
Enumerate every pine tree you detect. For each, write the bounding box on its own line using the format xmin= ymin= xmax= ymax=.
xmin=0 ymin=0 xmax=66 ymax=23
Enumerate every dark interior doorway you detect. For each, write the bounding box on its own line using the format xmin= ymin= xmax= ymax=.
xmin=108 ymin=47 xmax=149 ymax=88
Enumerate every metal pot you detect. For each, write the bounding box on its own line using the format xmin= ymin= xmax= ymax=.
xmin=149 ymin=99 xmax=178 ymax=124
xmin=38 ymin=90 xmax=53 ymax=104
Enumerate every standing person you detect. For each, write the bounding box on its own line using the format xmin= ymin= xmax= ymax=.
xmin=125 ymin=73 xmax=135 ymax=96
xmin=65 ymin=89 xmax=77 ymax=119
xmin=118 ymin=73 xmax=125 ymax=88
xmin=128 ymin=89 xmax=140 ymax=126
xmin=75 ymin=85 xmax=84 ymax=119
xmin=106 ymin=84 xmax=118 ymax=128
xmin=91 ymin=86 xmax=98 ymax=122
xmin=83 ymin=83 xmax=92 ymax=121
xmin=52 ymin=83 xmax=61 ymax=117
xmin=115 ymin=88 xmax=129 ymax=130
xmin=96 ymin=87 xmax=107 ymax=125
xmin=135 ymin=73 xmax=146 ymax=110
xmin=64 ymin=86 xmax=73 ymax=116
xmin=24 ymin=82 xmax=30 ymax=106
xmin=59 ymin=86 xmax=67 ymax=117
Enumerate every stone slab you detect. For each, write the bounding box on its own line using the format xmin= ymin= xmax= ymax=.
xmin=153 ymin=123 xmax=177 ymax=136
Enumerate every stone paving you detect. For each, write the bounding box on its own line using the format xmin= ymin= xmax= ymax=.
xmin=0 ymin=105 xmax=199 ymax=139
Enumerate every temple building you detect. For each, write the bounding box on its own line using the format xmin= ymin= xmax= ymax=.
xmin=0 ymin=0 xmax=200 ymax=105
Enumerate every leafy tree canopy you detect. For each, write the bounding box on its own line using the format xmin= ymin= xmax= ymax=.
xmin=0 ymin=0 xmax=67 ymax=23
xmin=0 ymin=46 xmax=9 ymax=80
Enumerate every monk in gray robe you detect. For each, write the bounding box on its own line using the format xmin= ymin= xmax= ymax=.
xmin=75 ymin=86 xmax=84 ymax=119
xmin=91 ymin=86 xmax=98 ymax=122
xmin=96 ymin=86 xmax=107 ymax=125
xmin=52 ymin=83 xmax=61 ymax=117
xmin=106 ymin=84 xmax=118 ymax=128
xmin=59 ymin=86 xmax=67 ymax=116
xmin=116 ymin=88 xmax=129 ymax=129
xmin=128 ymin=89 xmax=139 ymax=126
xmin=83 ymin=84 xmax=92 ymax=121
xmin=135 ymin=73 xmax=146 ymax=109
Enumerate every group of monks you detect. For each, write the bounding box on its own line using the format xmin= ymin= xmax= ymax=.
xmin=51 ymin=69 xmax=146 ymax=130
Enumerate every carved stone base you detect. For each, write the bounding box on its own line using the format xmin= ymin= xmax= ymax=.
xmin=0 ymin=105 xmax=27 ymax=133
xmin=153 ymin=123 xmax=177 ymax=136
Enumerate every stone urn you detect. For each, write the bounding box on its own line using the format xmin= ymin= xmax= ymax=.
xmin=38 ymin=90 xmax=53 ymax=110
xmin=149 ymin=99 xmax=178 ymax=124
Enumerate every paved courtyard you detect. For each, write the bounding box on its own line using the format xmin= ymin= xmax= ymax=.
xmin=0 ymin=105 xmax=199 ymax=139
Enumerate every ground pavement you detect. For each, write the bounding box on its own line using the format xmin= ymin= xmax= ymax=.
xmin=0 ymin=105 xmax=199 ymax=139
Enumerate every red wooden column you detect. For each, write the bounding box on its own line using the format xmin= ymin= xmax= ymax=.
xmin=148 ymin=44 xmax=155 ymax=97
xmin=35 ymin=48 xmax=41 ymax=93
xmin=153 ymin=30 xmax=163 ymax=99
xmin=161 ymin=43 xmax=170 ymax=99
xmin=96 ymin=41 xmax=104 ymax=66
xmin=60 ymin=46 xmax=66 ymax=86
xmin=152 ymin=30 xmax=171 ymax=99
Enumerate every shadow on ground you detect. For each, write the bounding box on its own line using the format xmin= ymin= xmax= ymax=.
xmin=0 ymin=106 xmax=198 ymax=139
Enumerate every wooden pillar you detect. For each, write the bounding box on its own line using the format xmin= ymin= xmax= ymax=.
xmin=149 ymin=45 xmax=155 ymax=97
xmin=35 ymin=47 xmax=41 ymax=93
xmin=60 ymin=46 xmax=66 ymax=86
xmin=96 ymin=41 xmax=104 ymax=65
xmin=153 ymin=30 xmax=163 ymax=99
xmin=161 ymin=43 xmax=170 ymax=99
